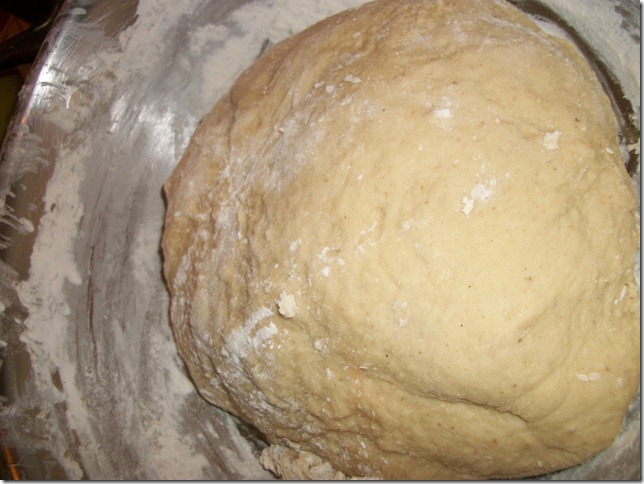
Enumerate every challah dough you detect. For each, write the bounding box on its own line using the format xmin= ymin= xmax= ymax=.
xmin=162 ymin=0 xmax=640 ymax=479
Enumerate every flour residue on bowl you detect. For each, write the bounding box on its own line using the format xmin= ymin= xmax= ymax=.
xmin=0 ymin=0 xmax=368 ymax=479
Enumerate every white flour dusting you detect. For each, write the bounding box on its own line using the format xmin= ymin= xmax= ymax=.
xmin=0 ymin=0 xmax=366 ymax=479
xmin=543 ymin=130 xmax=561 ymax=150
xmin=544 ymin=0 xmax=640 ymax=110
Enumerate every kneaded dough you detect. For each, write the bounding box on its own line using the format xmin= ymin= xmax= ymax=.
xmin=162 ymin=0 xmax=640 ymax=479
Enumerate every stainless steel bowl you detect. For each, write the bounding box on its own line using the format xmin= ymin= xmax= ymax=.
xmin=0 ymin=0 xmax=639 ymax=479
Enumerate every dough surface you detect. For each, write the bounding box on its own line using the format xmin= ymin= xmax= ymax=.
xmin=162 ymin=0 xmax=640 ymax=479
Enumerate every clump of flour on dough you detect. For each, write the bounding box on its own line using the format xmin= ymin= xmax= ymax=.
xmin=543 ymin=130 xmax=562 ymax=150
xmin=277 ymin=292 xmax=297 ymax=318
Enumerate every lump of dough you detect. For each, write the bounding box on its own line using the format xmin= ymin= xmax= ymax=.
xmin=161 ymin=0 xmax=640 ymax=479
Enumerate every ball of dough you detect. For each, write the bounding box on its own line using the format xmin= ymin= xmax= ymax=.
xmin=162 ymin=0 xmax=640 ymax=479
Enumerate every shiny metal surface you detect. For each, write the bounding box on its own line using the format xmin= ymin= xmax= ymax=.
xmin=0 ymin=0 xmax=639 ymax=479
